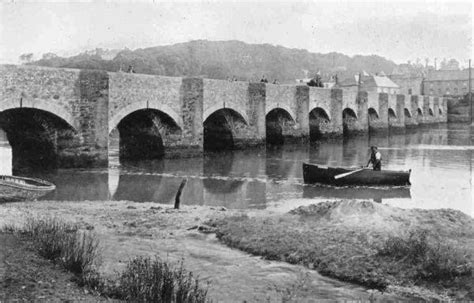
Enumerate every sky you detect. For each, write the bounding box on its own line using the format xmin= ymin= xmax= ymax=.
xmin=0 ymin=0 xmax=473 ymax=67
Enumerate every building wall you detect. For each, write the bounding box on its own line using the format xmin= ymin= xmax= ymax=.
xmin=423 ymin=80 xmax=472 ymax=97
xmin=389 ymin=75 xmax=424 ymax=95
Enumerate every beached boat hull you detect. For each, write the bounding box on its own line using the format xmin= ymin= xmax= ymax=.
xmin=303 ymin=163 xmax=411 ymax=186
xmin=0 ymin=175 xmax=56 ymax=202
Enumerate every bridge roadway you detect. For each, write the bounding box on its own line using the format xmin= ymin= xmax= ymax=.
xmin=0 ymin=64 xmax=447 ymax=168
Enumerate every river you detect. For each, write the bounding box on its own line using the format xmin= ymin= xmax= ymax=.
xmin=0 ymin=123 xmax=472 ymax=216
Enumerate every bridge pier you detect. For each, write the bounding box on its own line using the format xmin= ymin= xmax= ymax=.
xmin=405 ymin=95 xmax=419 ymax=127
xmin=388 ymin=94 xmax=406 ymax=132
xmin=232 ymin=82 xmax=266 ymax=148
xmin=368 ymin=93 xmax=389 ymax=133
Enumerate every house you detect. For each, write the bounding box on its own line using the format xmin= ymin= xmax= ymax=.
xmin=336 ymin=73 xmax=400 ymax=94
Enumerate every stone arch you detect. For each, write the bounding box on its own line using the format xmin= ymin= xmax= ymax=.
xmin=368 ymin=107 xmax=379 ymax=120
xmin=203 ymin=104 xmax=249 ymax=126
xmin=0 ymin=99 xmax=76 ymax=130
xmin=109 ymin=102 xmax=183 ymax=133
xmin=265 ymin=107 xmax=296 ymax=145
xmin=404 ymin=108 xmax=412 ymax=118
xmin=429 ymin=108 xmax=434 ymax=116
xmin=203 ymin=108 xmax=248 ymax=151
xmin=342 ymin=108 xmax=357 ymax=136
xmin=417 ymin=108 xmax=423 ymax=116
xmin=438 ymin=108 xmax=443 ymax=115
xmin=265 ymin=104 xmax=296 ymax=121
xmin=116 ymin=108 xmax=182 ymax=161
xmin=309 ymin=107 xmax=331 ymax=140
xmin=0 ymin=107 xmax=79 ymax=171
xmin=388 ymin=108 xmax=397 ymax=119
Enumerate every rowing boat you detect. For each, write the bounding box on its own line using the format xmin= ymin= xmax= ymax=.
xmin=0 ymin=175 xmax=56 ymax=202
xmin=302 ymin=163 xmax=411 ymax=186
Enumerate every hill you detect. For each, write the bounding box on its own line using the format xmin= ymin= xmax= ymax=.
xmin=29 ymin=40 xmax=398 ymax=83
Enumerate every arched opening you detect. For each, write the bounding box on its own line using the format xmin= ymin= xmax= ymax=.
xmin=342 ymin=108 xmax=358 ymax=135
xmin=368 ymin=108 xmax=379 ymax=121
xmin=117 ymin=109 xmax=181 ymax=161
xmin=439 ymin=108 xmax=443 ymax=115
xmin=388 ymin=108 xmax=397 ymax=124
xmin=416 ymin=108 xmax=423 ymax=122
xmin=265 ymin=108 xmax=295 ymax=145
xmin=388 ymin=108 xmax=397 ymax=119
xmin=309 ymin=107 xmax=331 ymax=141
xmin=203 ymin=108 xmax=247 ymax=151
xmin=0 ymin=108 xmax=78 ymax=172
xmin=429 ymin=108 xmax=434 ymax=116
xmin=404 ymin=108 xmax=412 ymax=118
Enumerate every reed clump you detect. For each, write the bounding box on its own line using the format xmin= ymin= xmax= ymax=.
xmin=21 ymin=216 xmax=100 ymax=275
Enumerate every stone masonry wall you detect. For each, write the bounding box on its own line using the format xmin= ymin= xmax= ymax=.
xmin=266 ymin=84 xmax=308 ymax=141
xmin=369 ymin=93 xmax=389 ymax=132
xmin=309 ymin=87 xmax=342 ymax=136
xmin=390 ymin=94 xmax=405 ymax=129
xmin=0 ymin=64 xmax=108 ymax=167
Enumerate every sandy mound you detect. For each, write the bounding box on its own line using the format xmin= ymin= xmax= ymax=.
xmin=289 ymin=200 xmax=474 ymax=234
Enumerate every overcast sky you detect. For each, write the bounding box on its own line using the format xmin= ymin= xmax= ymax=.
xmin=0 ymin=0 xmax=472 ymax=67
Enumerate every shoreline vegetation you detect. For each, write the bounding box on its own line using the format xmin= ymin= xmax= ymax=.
xmin=1 ymin=199 xmax=473 ymax=301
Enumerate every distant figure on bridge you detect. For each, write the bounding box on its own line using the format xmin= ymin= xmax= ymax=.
xmin=367 ymin=146 xmax=382 ymax=171
xmin=260 ymin=75 xmax=268 ymax=83
xmin=127 ymin=65 xmax=135 ymax=73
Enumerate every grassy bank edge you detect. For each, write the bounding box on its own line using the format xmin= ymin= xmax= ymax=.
xmin=207 ymin=206 xmax=473 ymax=301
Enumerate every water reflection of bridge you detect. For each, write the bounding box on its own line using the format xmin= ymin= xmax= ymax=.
xmin=29 ymin=124 xmax=469 ymax=209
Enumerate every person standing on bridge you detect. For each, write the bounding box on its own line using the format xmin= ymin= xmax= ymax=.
xmin=366 ymin=146 xmax=382 ymax=171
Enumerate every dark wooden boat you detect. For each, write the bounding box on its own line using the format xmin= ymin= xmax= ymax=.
xmin=0 ymin=175 xmax=56 ymax=202
xmin=303 ymin=163 xmax=411 ymax=186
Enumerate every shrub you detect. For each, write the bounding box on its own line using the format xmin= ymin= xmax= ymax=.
xmin=21 ymin=216 xmax=100 ymax=274
xmin=117 ymin=256 xmax=210 ymax=303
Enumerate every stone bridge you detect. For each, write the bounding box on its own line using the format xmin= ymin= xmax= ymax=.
xmin=0 ymin=64 xmax=447 ymax=169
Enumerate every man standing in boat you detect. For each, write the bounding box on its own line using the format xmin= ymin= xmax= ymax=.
xmin=367 ymin=146 xmax=382 ymax=171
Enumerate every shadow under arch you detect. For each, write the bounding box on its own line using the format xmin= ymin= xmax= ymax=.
xmin=203 ymin=108 xmax=248 ymax=151
xmin=404 ymin=108 xmax=412 ymax=118
xmin=265 ymin=107 xmax=295 ymax=145
xmin=417 ymin=108 xmax=423 ymax=123
xmin=309 ymin=107 xmax=331 ymax=141
xmin=0 ymin=108 xmax=78 ymax=172
xmin=388 ymin=108 xmax=397 ymax=119
xmin=117 ymin=109 xmax=182 ymax=161
xmin=368 ymin=107 xmax=379 ymax=120
xmin=342 ymin=108 xmax=357 ymax=136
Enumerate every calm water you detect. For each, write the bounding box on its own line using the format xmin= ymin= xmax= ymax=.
xmin=0 ymin=124 xmax=472 ymax=216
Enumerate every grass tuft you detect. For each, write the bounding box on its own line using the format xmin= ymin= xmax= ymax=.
xmin=20 ymin=216 xmax=100 ymax=275
xmin=117 ymin=256 xmax=210 ymax=303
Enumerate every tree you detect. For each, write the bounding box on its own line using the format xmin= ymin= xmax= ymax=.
xmin=19 ymin=53 xmax=34 ymax=64
xmin=42 ymin=52 xmax=58 ymax=60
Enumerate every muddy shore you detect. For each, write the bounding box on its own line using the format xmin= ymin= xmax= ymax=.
xmin=1 ymin=199 xmax=472 ymax=301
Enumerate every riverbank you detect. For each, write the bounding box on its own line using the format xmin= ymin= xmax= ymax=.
xmin=1 ymin=199 xmax=472 ymax=301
